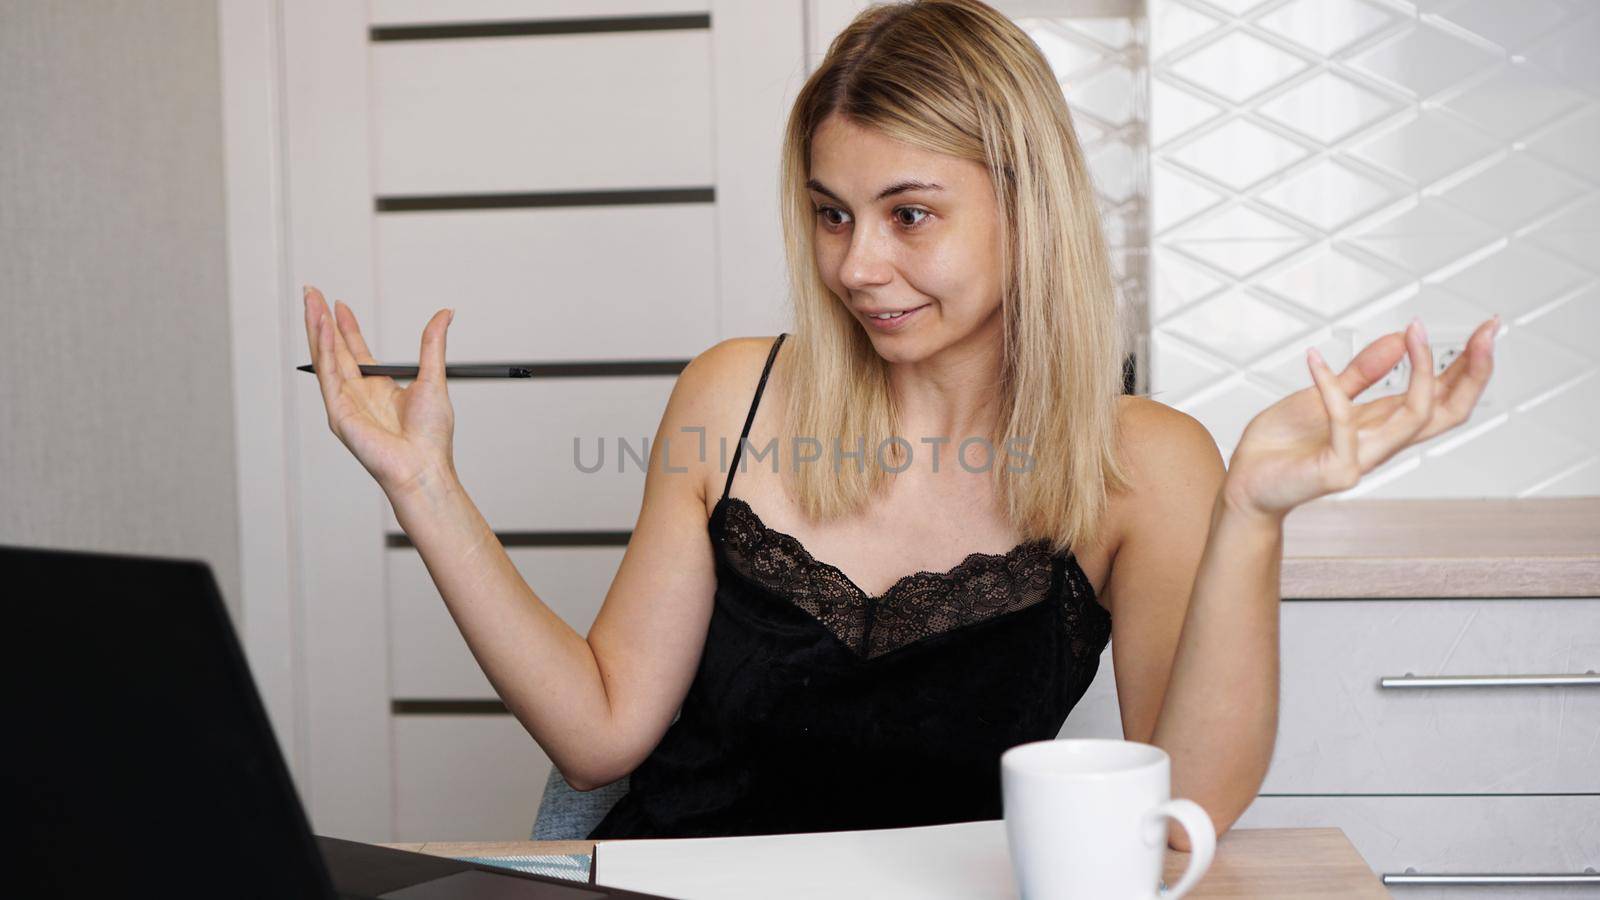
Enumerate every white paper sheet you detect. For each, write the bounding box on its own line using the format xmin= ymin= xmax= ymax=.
xmin=593 ymin=818 xmax=1020 ymax=899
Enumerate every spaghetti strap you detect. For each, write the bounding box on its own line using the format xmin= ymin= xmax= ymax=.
xmin=721 ymin=333 xmax=788 ymax=503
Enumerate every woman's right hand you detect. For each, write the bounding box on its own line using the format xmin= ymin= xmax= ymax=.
xmin=302 ymin=285 xmax=458 ymax=501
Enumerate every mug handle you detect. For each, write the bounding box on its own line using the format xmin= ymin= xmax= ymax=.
xmin=1140 ymin=798 xmax=1215 ymax=899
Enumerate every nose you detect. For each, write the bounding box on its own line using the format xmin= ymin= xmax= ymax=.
xmin=837 ymin=219 xmax=894 ymax=292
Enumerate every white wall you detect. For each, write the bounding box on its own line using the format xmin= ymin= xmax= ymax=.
xmin=0 ymin=1 xmax=242 ymax=618
xmin=1146 ymin=0 xmax=1600 ymax=497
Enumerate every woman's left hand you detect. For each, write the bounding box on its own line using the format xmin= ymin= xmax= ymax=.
xmin=1222 ymin=315 xmax=1500 ymax=521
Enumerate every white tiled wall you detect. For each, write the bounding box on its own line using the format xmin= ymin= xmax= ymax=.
xmin=1013 ymin=10 xmax=1149 ymax=359
xmin=1147 ymin=0 xmax=1599 ymax=498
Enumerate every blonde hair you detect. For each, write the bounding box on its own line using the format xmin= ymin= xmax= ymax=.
xmin=775 ymin=0 xmax=1131 ymax=555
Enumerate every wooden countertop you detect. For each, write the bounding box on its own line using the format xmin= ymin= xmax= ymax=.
xmin=382 ymin=826 xmax=1389 ymax=897
xmin=1281 ymin=497 xmax=1599 ymax=598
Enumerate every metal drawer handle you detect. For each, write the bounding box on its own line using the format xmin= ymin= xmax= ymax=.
xmin=1384 ymin=870 xmax=1600 ymax=886
xmin=1380 ymin=672 xmax=1600 ymax=688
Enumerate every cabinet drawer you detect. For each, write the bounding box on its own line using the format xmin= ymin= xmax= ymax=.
xmin=1236 ymin=795 xmax=1600 ymax=898
xmin=382 ymin=375 xmax=677 ymax=533
xmin=388 ymin=545 xmax=622 ymax=698
xmin=1263 ymin=597 xmax=1600 ymax=793
xmin=393 ymin=714 xmax=552 ymax=842
xmin=371 ymin=29 xmax=712 ymax=195
xmin=370 ymin=2 xmax=709 ymax=26
xmin=375 ymin=205 xmax=716 ymax=363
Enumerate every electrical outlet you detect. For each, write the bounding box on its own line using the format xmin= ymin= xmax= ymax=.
xmin=1369 ymin=329 xmax=1491 ymax=406
xmin=1377 ymin=340 xmax=1466 ymax=387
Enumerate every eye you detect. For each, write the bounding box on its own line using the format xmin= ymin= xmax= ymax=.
xmin=895 ymin=207 xmax=931 ymax=229
xmin=815 ymin=205 xmax=851 ymax=228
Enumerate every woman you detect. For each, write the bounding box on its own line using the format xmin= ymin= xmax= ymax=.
xmin=301 ymin=0 xmax=1498 ymax=845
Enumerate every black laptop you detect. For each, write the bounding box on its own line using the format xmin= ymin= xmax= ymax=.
xmin=0 ymin=544 xmax=670 ymax=899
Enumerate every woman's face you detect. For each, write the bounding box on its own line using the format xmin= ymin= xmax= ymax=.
xmin=807 ymin=113 xmax=1005 ymax=357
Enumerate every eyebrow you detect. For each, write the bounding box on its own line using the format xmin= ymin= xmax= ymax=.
xmin=805 ymin=178 xmax=945 ymax=204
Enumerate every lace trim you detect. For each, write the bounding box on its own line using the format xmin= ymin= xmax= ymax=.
xmin=714 ymin=496 xmax=1101 ymax=660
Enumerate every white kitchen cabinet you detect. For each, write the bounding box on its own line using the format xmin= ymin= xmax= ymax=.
xmin=1237 ymin=795 xmax=1600 ymax=899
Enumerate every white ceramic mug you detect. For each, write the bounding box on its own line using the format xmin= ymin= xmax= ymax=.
xmin=1001 ymin=738 xmax=1215 ymax=899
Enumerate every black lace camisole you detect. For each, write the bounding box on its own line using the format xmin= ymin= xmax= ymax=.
xmin=586 ymin=332 xmax=1113 ymax=839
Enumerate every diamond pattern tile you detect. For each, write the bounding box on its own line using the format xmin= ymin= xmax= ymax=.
xmin=1256 ymin=0 xmax=1399 ymax=57
xmin=1167 ymin=117 xmax=1313 ymax=190
xmin=1148 ymin=0 xmax=1600 ymax=496
xmin=1151 ymin=246 xmax=1228 ymax=320
xmin=1169 ymin=205 xmax=1315 ymax=276
xmin=1017 ymin=8 xmax=1150 ymax=416
xmin=1176 ymin=379 xmax=1287 ymax=461
xmin=1167 ymin=31 xmax=1311 ymax=103
xmin=1151 ymin=2 xmax=1221 ymax=57
xmin=1527 ymin=108 xmax=1600 ymax=182
xmin=1522 ymin=370 xmax=1600 ymax=447
xmin=1152 ymin=161 xmax=1225 ymax=231
xmin=1257 ymin=70 xmax=1403 ymax=144
xmin=1019 ymin=19 xmax=1103 ymax=78
xmin=1523 ymin=284 xmax=1600 ymax=357
xmin=1360 ymin=417 xmax=1589 ymax=498
xmin=1436 ymin=0 xmax=1571 ymax=51
xmin=1150 ymin=331 xmax=1229 ymax=399
xmin=1526 ymin=195 xmax=1600 ymax=261
xmin=1523 ymin=8 xmax=1600 ymax=89
xmin=1437 ymin=152 xmax=1588 ymax=230
xmin=1063 ymin=17 xmax=1135 ymax=51
xmin=1087 ymin=140 xmax=1140 ymax=204
xmin=1347 ymin=24 xmax=1500 ymax=98
xmin=1526 ymin=461 xmax=1600 ymax=496
xmin=1258 ymin=158 xmax=1401 ymax=231
xmin=1067 ymin=65 xmax=1138 ymax=127
xmin=1151 ymin=78 xmax=1224 ymax=146
xmin=1161 ymin=289 xmax=1311 ymax=365
xmin=1255 ymin=247 xmax=1400 ymax=317
xmin=1347 ymin=112 xmax=1499 ymax=186
xmin=1345 ymin=200 xmax=1499 ymax=274
xmin=1441 ymin=63 xmax=1587 ymax=141
xmin=1438 ymin=241 xmax=1589 ymax=318
xmin=1202 ymin=0 xmax=1276 ymax=17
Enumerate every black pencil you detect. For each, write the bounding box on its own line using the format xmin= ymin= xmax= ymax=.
xmin=296 ymin=364 xmax=532 ymax=378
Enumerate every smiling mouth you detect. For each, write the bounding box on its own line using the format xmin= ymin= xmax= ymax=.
xmin=864 ymin=305 xmax=928 ymax=320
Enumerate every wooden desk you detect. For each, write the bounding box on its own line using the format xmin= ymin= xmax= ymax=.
xmin=383 ymin=826 xmax=1390 ymax=898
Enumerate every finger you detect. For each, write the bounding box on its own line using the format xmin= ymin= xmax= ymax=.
xmin=324 ymin=297 xmax=364 ymax=382
xmin=304 ymin=287 xmax=346 ymax=417
xmin=303 ymin=284 xmax=329 ymax=358
xmin=1335 ymin=329 xmax=1409 ymax=399
xmin=334 ymin=300 xmax=400 ymax=392
xmin=333 ymin=300 xmax=380 ymax=365
xmin=1359 ymin=318 xmax=1436 ymax=469
xmin=1435 ymin=315 xmax=1499 ymax=392
xmin=418 ymin=307 xmax=453 ymax=387
xmin=303 ymin=285 xmax=358 ymax=379
xmin=302 ymin=281 xmax=318 ymax=352
xmin=1418 ymin=315 xmax=1499 ymax=441
xmin=1308 ymin=346 xmax=1360 ymax=489
xmin=312 ymin=308 xmax=348 ymax=426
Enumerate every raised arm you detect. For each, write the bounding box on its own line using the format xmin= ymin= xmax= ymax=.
xmin=301 ymin=285 xmax=758 ymax=791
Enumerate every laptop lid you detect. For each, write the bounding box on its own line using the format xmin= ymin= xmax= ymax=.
xmin=1 ymin=544 xmax=338 ymax=898
xmin=2 ymin=545 xmax=670 ymax=899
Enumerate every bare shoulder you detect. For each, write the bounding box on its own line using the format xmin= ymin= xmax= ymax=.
xmin=676 ymin=336 xmax=786 ymax=415
xmin=1115 ymin=395 xmax=1222 ymax=474
xmin=670 ymin=336 xmax=788 ymax=508
xmin=1108 ymin=395 xmax=1226 ymax=541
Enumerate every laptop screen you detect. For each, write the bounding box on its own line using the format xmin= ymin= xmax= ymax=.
xmin=1 ymin=545 xmax=335 ymax=898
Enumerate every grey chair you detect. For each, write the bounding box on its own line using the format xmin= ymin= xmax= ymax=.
xmin=531 ymin=708 xmax=682 ymax=839
xmin=531 ymin=767 xmax=630 ymax=840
